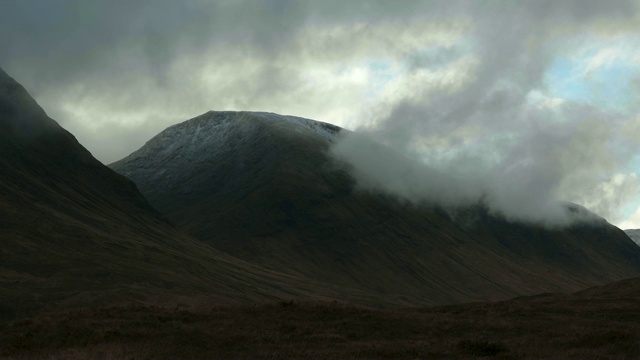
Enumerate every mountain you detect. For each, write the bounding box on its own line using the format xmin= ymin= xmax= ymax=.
xmin=111 ymin=111 xmax=640 ymax=306
xmin=0 ymin=68 xmax=379 ymax=319
xmin=624 ymin=229 xmax=640 ymax=246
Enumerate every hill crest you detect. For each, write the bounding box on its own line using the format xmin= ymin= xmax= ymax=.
xmin=111 ymin=110 xmax=640 ymax=306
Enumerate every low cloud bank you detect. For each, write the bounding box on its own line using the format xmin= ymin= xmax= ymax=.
xmin=330 ymin=1 xmax=640 ymax=227
xmin=331 ymin=130 xmax=603 ymax=227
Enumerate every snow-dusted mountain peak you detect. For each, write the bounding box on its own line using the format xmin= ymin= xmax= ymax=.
xmin=127 ymin=111 xmax=341 ymax=162
xmin=146 ymin=111 xmax=341 ymax=155
xmin=109 ymin=111 xmax=344 ymax=194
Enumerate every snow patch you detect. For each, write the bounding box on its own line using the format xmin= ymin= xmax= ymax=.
xmin=110 ymin=111 xmax=343 ymax=193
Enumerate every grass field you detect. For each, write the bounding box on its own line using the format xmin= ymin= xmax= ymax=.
xmin=3 ymin=281 xmax=640 ymax=359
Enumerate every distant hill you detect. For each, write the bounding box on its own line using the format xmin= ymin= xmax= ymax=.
xmin=0 ymin=68 xmax=378 ymax=319
xmin=111 ymin=111 xmax=640 ymax=306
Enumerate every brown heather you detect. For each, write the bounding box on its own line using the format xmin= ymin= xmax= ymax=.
xmin=3 ymin=279 xmax=640 ymax=360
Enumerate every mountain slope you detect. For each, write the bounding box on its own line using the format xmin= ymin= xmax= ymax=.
xmin=624 ymin=229 xmax=640 ymax=246
xmin=111 ymin=111 xmax=640 ymax=306
xmin=0 ymin=69 xmax=377 ymax=319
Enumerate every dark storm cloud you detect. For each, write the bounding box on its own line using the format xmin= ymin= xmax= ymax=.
xmin=0 ymin=0 xmax=317 ymax=162
xmin=1 ymin=1 xmax=305 ymax=87
xmin=2 ymin=0 xmax=635 ymax=96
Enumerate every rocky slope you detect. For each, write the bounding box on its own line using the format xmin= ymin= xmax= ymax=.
xmin=111 ymin=111 xmax=640 ymax=306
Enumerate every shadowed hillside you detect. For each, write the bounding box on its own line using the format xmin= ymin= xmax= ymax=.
xmin=0 ymin=68 xmax=384 ymax=319
xmin=624 ymin=229 xmax=640 ymax=246
xmin=111 ymin=111 xmax=640 ymax=306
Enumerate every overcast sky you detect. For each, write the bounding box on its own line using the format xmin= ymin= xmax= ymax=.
xmin=3 ymin=0 xmax=640 ymax=228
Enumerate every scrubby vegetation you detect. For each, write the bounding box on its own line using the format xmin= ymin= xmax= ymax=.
xmin=3 ymin=288 xmax=640 ymax=359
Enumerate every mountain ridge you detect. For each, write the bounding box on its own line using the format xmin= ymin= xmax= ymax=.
xmin=0 ymin=69 xmax=385 ymax=318
xmin=111 ymin=110 xmax=640 ymax=306
xmin=625 ymin=229 xmax=640 ymax=246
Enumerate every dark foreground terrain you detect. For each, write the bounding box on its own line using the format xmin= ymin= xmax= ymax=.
xmin=3 ymin=278 xmax=640 ymax=359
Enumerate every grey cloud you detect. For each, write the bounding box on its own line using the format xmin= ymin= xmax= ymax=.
xmin=2 ymin=0 xmax=640 ymax=225
xmin=0 ymin=0 xmax=318 ymax=98
xmin=1 ymin=1 xmax=318 ymax=162
xmin=332 ymin=0 xmax=640 ymax=226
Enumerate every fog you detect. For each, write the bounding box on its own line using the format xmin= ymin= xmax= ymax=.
xmin=330 ymin=1 xmax=640 ymax=226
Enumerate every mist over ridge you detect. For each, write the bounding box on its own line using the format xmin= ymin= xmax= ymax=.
xmin=328 ymin=0 xmax=640 ymax=227
xmin=330 ymin=131 xmax=601 ymax=227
